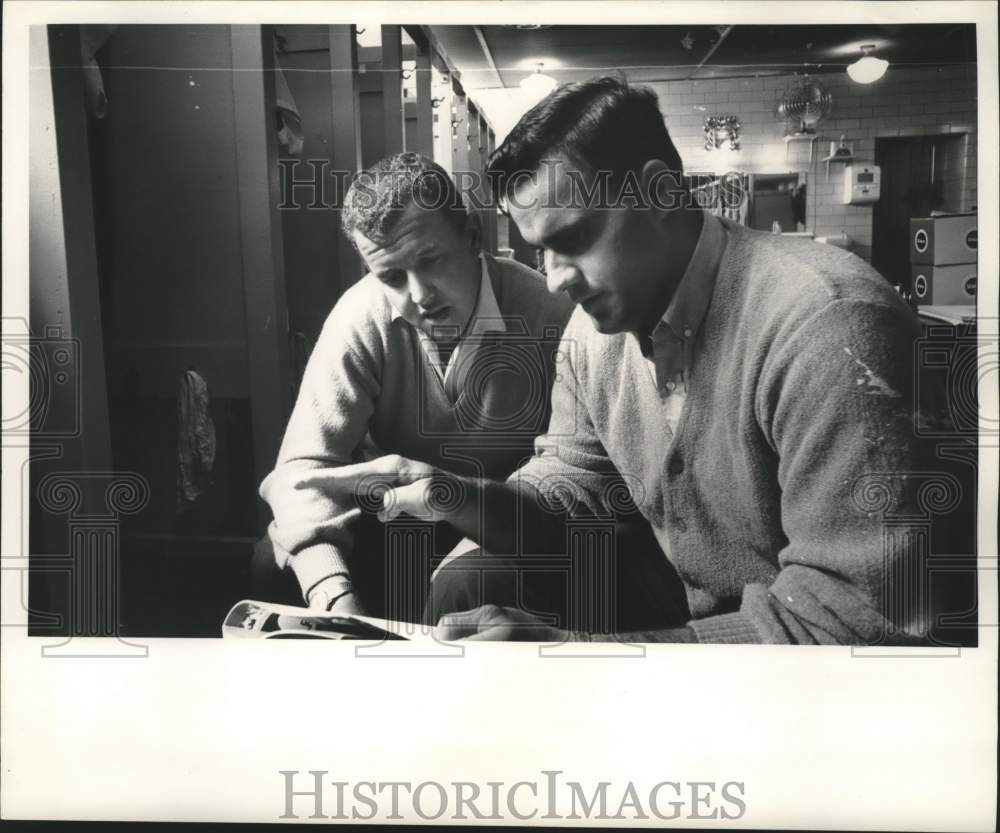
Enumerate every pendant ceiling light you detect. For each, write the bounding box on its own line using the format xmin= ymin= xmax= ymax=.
xmin=520 ymin=63 xmax=558 ymax=101
xmin=847 ymin=44 xmax=889 ymax=84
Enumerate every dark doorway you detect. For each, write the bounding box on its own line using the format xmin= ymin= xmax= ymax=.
xmin=872 ymin=134 xmax=967 ymax=290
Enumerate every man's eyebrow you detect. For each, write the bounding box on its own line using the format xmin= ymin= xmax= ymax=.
xmin=540 ymin=216 xmax=588 ymax=248
xmin=365 ymin=255 xmax=398 ymax=275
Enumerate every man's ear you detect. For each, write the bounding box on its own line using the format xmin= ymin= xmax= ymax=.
xmin=640 ymin=159 xmax=684 ymax=219
xmin=464 ymin=211 xmax=483 ymax=254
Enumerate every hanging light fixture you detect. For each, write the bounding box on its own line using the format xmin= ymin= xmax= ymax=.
xmin=847 ymin=45 xmax=889 ymax=84
xmin=520 ymin=63 xmax=558 ymax=101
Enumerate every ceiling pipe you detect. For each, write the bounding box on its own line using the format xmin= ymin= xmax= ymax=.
xmin=685 ymin=25 xmax=735 ymax=80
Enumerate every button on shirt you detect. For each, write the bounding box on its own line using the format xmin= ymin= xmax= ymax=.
xmin=636 ymin=212 xmax=727 ymax=438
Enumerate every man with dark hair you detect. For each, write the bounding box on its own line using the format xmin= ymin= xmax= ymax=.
xmin=487 ymin=75 xmax=685 ymax=201
xmin=257 ymin=152 xmax=572 ymax=617
xmin=302 ymin=77 xmax=945 ymax=644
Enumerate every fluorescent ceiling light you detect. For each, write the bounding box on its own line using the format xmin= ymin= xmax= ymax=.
xmin=847 ymin=45 xmax=888 ymax=84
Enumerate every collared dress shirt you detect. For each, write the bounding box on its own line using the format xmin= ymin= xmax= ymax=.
xmin=637 ymin=212 xmax=727 ymax=439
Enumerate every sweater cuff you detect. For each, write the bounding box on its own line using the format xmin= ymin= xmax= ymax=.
xmin=287 ymin=544 xmax=351 ymax=603
xmin=689 ymin=612 xmax=763 ymax=644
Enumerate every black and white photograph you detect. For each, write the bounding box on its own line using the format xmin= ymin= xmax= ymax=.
xmin=3 ymin=1 xmax=997 ymax=828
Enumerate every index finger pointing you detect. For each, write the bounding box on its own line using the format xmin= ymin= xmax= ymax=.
xmin=293 ymin=462 xmax=374 ymax=493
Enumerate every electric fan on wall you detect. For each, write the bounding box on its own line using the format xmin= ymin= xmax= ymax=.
xmin=777 ymin=78 xmax=833 ymax=136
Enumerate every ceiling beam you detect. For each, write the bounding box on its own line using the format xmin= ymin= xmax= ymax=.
xmin=419 ymin=25 xmax=497 ymax=134
xmin=685 ymin=25 xmax=734 ymax=81
xmin=473 ymin=26 xmax=504 ymax=88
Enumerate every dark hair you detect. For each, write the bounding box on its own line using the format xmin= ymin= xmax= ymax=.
xmin=342 ymin=152 xmax=468 ymax=244
xmin=487 ymin=77 xmax=684 ymax=202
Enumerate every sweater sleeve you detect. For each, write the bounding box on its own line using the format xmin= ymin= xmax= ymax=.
xmin=258 ymin=298 xmax=382 ymax=602
xmin=690 ymin=297 xmax=934 ymax=645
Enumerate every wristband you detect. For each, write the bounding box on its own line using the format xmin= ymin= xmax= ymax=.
xmin=322 ymin=588 xmax=354 ymax=611
xmin=306 ymin=576 xmax=353 ymax=609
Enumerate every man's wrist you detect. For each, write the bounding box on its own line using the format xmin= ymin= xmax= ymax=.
xmin=306 ymin=575 xmax=354 ymax=610
xmin=324 ymin=588 xmax=355 ymax=610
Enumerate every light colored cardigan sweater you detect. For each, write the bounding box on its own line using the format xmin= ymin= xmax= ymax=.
xmin=515 ymin=215 xmax=934 ymax=644
xmin=261 ymin=254 xmax=573 ymax=600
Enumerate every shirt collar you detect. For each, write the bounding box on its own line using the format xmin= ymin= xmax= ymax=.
xmin=467 ymin=255 xmax=507 ymax=337
xmin=390 ymin=254 xmax=507 ymax=337
xmin=650 ymin=210 xmax=725 ymax=344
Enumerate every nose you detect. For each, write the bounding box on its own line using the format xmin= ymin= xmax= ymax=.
xmin=544 ymin=251 xmax=583 ymax=296
xmin=407 ymin=272 xmax=435 ymax=308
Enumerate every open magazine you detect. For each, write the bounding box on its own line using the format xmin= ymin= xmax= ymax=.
xmin=222 ymin=599 xmax=432 ymax=641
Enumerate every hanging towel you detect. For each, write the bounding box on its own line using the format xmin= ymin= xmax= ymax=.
xmin=274 ymin=55 xmax=304 ymax=156
xmin=176 ymin=369 xmax=217 ymax=512
xmin=79 ymin=25 xmax=117 ymax=119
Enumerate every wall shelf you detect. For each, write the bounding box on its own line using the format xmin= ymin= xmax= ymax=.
xmin=784 ymin=134 xmax=817 ymax=166
xmin=823 ymin=154 xmax=855 ymax=182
